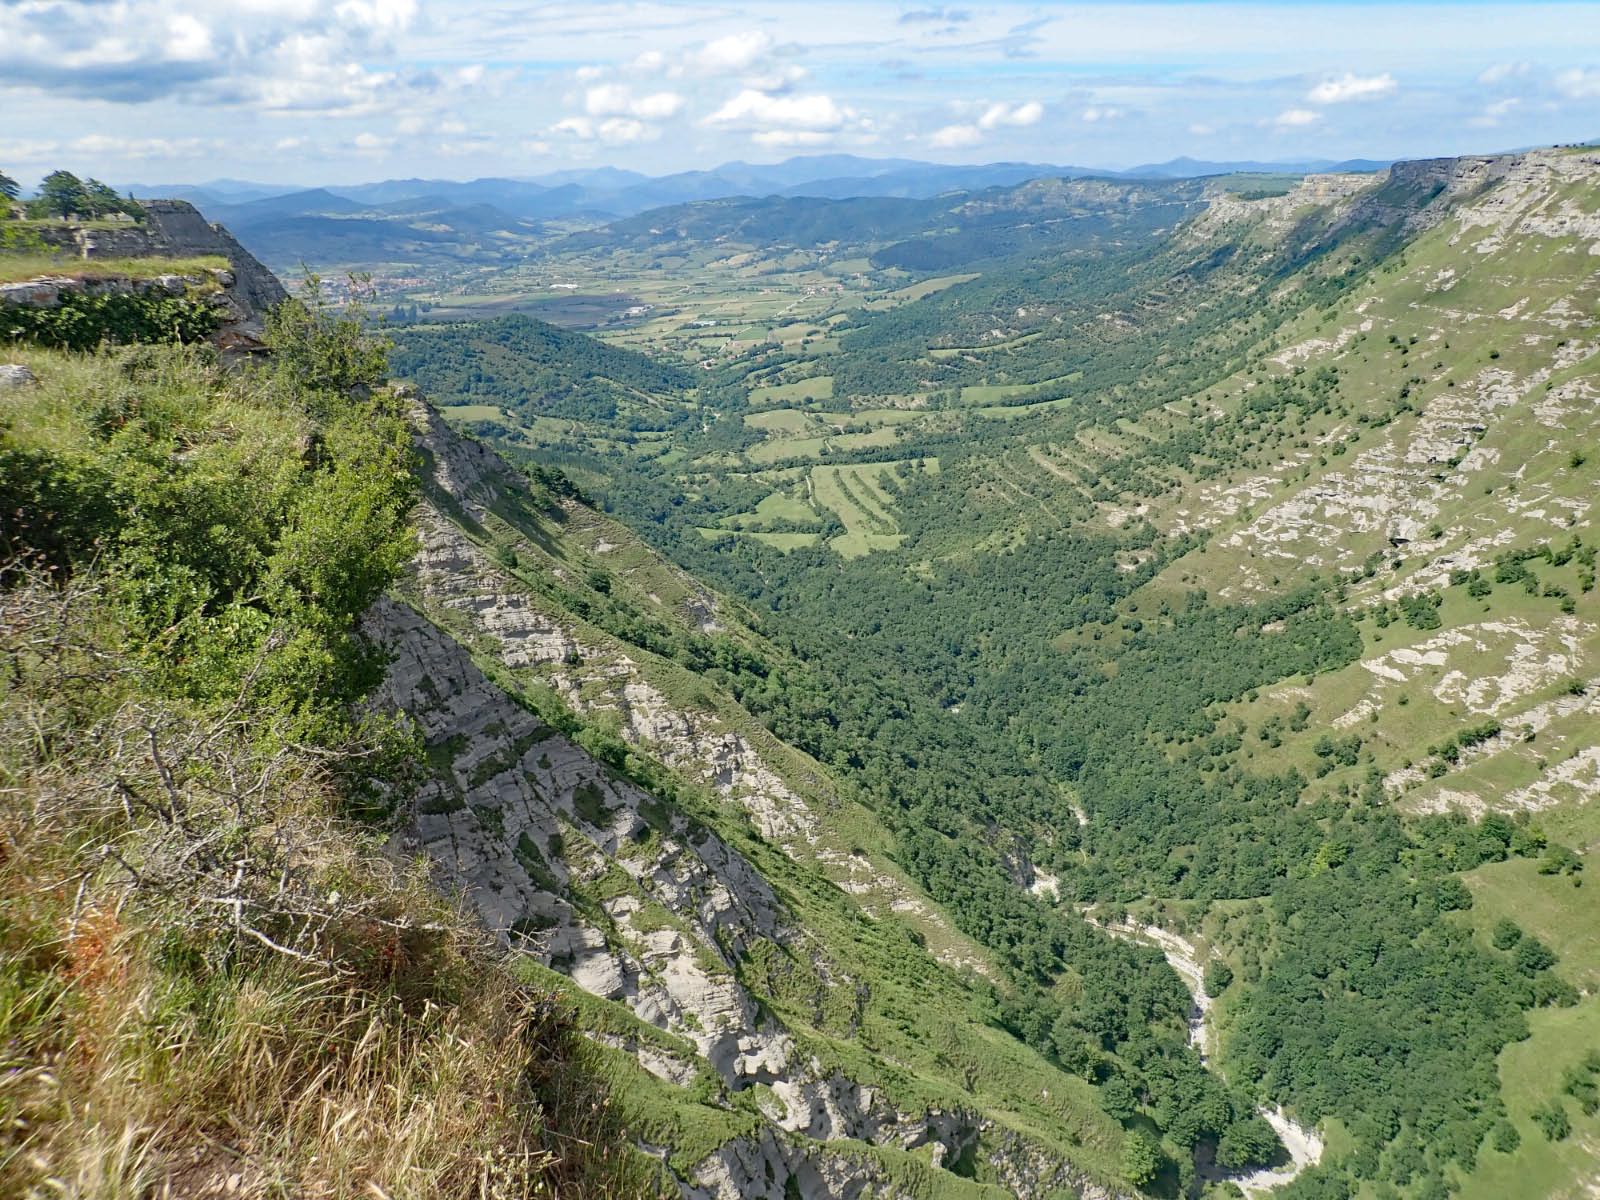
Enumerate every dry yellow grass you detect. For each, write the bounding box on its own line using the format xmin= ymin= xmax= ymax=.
xmin=0 ymin=575 xmax=657 ymax=1200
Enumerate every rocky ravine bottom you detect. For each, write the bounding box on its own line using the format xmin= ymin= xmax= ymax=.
xmin=1096 ymin=920 xmax=1325 ymax=1196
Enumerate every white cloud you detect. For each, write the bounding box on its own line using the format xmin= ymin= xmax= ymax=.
xmin=1555 ymin=67 xmax=1600 ymax=99
xmin=1274 ymin=108 xmax=1321 ymax=128
xmin=588 ymin=84 xmax=688 ymax=120
xmin=705 ymin=89 xmax=850 ymax=131
xmin=977 ymin=100 xmax=1043 ymax=129
xmin=930 ymin=123 xmax=981 ymax=148
xmin=352 ymin=131 xmax=394 ymax=153
xmin=1478 ymin=61 xmax=1530 ymax=85
xmin=1307 ymin=72 xmax=1396 ymax=104
xmin=0 ymin=0 xmax=421 ymax=113
xmin=332 ymin=0 xmax=418 ymax=36
xmin=1188 ymin=122 xmax=1215 ymax=136
xmin=1080 ymin=105 xmax=1122 ymax=123
xmin=691 ymin=31 xmax=773 ymax=75
xmin=575 ymin=64 xmax=605 ymax=81
xmin=0 ymin=139 xmax=59 ymax=167
xmin=437 ymin=136 xmax=496 ymax=157
xmin=753 ymin=129 xmax=834 ymax=148
xmin=552 ymin=116 xmax=595 ymax=138
xmin=1469 ymin=96 xmax=1521 ymax=127
xmin=597 ymin=117 xmax=653 ymax=143
xmin=743 ymin=64 xmax=808 ymax=93
xmin=551 ymin=114 xmax=657 ymax=144
xmin=70 ymin=134 xmax=221 ymax=160
xmin=630 ymin=91 xmax=685 ymax=119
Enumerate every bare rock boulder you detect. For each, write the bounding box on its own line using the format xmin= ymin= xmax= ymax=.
xmin=0 ymin=364 xmax=38 ymax=389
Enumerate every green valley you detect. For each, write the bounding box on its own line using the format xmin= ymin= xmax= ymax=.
xmin=6 ymin=136 xmax=1600 ymax=1200
xmin=396 ymin=147 xmax=1600 ymax=1199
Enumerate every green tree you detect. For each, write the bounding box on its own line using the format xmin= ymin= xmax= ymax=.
xmin=1532 ymin=1100 xmax=1570 ymax=1142
xmin=1538 ymin=844 xmax=1582 ymax=876
xmin=266 ymin=273 xmax=390 ymax=404
xmin=1515 ymin=936 xmax=1558 ymax=975
xmin=1120 ymin=1129 xmax=1161 ymax=1188
xmin=36 ymin=170 xmax=86 ymax=219
xmin=1217 ymin=1116 xmax=1281 ymax=1169
xmin=81 ymin=178 xmax=128 ymax=219
xmin=0 ymin=169 xmax=18 ymax=202
xmin=1491 ymin=919 xmax=1523 ymax=950
xmin=1490 ymin=1119 xmax=1520 ymax=1153
xmin=1100 ymin=1075 xmax=1139 ymax=1122
xmin=1203 ymin=959 xmax=1234 ymax=998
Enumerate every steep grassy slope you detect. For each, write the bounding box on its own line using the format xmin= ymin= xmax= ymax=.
xmin=1120 ymin=147 xmax=1600 ymax=1200
xmin=0 ymin=342 xmax=648 ymax=1199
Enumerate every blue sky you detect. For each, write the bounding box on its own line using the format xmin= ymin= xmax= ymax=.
xmin=4 ymin=1 xmax=1599 ymax=184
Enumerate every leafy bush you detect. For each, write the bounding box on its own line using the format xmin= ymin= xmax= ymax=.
xmin=0 ymin=286 xmax=221 ymax=349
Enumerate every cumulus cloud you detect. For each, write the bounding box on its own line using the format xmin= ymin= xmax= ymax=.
xmin=1273 ymin=108 xmax=1321 ymax=128
xmin=743 ymin=64 xmax=808 ymax=93
xmin=352 ymin=131 xmax=395 ymax=154
xmin=930 ymin=123 xmax=981 ymax=148
xmin=705 ymin=89 xmax=851 ymax=131
xmin=977 ymin=100 xmax=1043 ymax=129
xmin=1306 ymin=72 xmax=1396 ymax=104
xmin=551 ymin=115 xmax=657 ymax=144
xmin=691 ymin=31 xmax=774 ymax=75
xmin=0 ymin=0 xmax=425 ymax=112
xmin=1080 ymin=105 xmax=1122 ymax=123
xmin=398 ymin=113 xmax=468 ymax=135
xmin=928 ymin=99 xmax=1041 ymax=148
xmin=584 ymin=84 xmax=685 ymax=120
xmin=1555 ymin=67 xmax=1600 ymax=99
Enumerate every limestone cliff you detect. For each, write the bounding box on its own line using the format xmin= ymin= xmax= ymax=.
xmin=364 ymin=391 xmax=1128 ymax=1199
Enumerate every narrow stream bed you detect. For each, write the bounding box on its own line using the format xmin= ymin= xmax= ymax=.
xmin=1093 ymin=918 xmax=1325 ymax=1195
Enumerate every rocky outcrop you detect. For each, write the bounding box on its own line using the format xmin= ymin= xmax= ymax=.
xmin=8 ymin=201 xmax=286 ymax=352
xmin=685 ymin=1129 xmax=894 ymax=1200
xmin=140 ymin=201 xmax=288 ymax=317
xmin=366 ymin=596 xmax=796 ymax=1087
xmin=0 ymin=364 xmax=36 ymax=389
xmin=366 ymin=588 xmax=1014 ymax=1190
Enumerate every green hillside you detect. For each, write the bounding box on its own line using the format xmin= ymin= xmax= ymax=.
xmin=390 ymin=312 xmax=695 ymax=428
xmin=419 ymin=147 xmax=1600 ymax=1199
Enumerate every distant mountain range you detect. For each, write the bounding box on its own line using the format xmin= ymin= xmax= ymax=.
xmin=130 ymin=153 xmax=1396 ymax=274
xmin=128 ymin=152 xmax=1393 ymax=225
